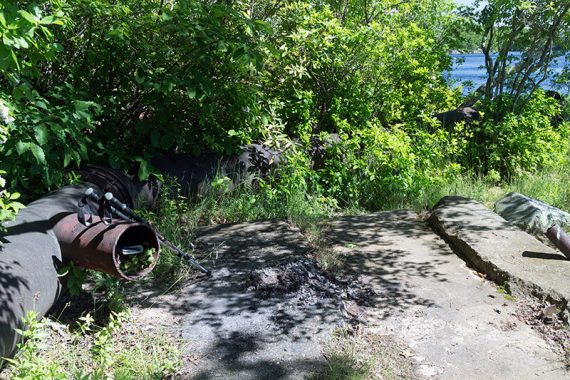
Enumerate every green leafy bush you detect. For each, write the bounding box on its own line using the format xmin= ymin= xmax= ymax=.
xmin=265 ymin=1 xmax=459 ymax=137
xmin=469 ymin=91 xmax=570 ymax=177
xmin=0 ymin=2 xmax=100 ymax=193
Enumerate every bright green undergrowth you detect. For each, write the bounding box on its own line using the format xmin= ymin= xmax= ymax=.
xmin=1 ymin=311 xmax=181 ymax=380
xmin=144 ymin=151 xmax=570 ymax=286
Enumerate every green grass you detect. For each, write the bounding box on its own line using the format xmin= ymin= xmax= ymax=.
xmin=313 ymin=326 xmax=416 ymax=380
xmin=145 ymin=157 xmax=570 ymax=286
xmin=0 ymin=311 xmax=181 ymax=380
xmin=508 ymin=170 xmax=570 ymax=212
xmin=496 ymin=284 xmax=517 ymax=302
xmin=144 ymin=177 xmax=336 ymax=284
xmin=398 ymin=161 xmax=570 ymax=214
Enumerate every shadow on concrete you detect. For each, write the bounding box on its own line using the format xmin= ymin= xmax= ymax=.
xmin=190 ymin=331 xmax=324 ymax=380
xmin=325 ymin=211 xmax=450 ymax=320
xmin=128 ymin=220 xmax=338 ymax=378
xmin=522 ymin=251 xmax=568 ymax=261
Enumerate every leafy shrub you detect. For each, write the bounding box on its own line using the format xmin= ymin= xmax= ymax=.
xmin=469 ymin=91 xmax=570 ymax=177
xmin=266 ymin=1 xmax=460 ymax=137
xmin=0 ymin=2 xmax=100 ymax=193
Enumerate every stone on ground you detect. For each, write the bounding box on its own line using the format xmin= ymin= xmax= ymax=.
xmin=495 ymin=192 xmax=570 ymax=234
xmin=430 ymin=196 xmax=570 ymax=313
xmin=327 ymin=210 xmax=568 ymax=379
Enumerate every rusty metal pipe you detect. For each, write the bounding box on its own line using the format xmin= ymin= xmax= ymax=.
xmin=545 ymin=224 xmax=570 ymax=260
xmin=52 ymin=214 xmax=160 ymax=281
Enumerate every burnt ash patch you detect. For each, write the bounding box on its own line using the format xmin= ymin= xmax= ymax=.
xmin=244 ymin=258 xmax=374 ymax=323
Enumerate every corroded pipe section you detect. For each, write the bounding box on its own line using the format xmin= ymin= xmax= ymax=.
xmin=545 ymin=224 xmax=570 ymax=260
xmin=52 ymin=214 xmax=160 ymax=280
xmin=1 ymin=170 xmax=159 ymax=361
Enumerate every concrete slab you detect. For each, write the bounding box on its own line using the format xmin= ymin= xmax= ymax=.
xmin=430 ymin=196 xmax=570 ymax=312
xmin=327 ymin=210 xmax=568 ymax=379
xmin=130 ymin=220 xmax=346 ymax=379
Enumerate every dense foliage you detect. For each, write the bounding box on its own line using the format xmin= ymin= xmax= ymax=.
xmin=0 ymin=0 xmax=568 ymax=212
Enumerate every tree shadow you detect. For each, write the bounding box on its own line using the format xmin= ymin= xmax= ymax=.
xmin=0 ymin=259 xmax=30 ymax=362
xmin=522 ymin=251 xmax=568 ymax=261
xmin=324 ymin=211 xmax=452 ymax=320
xmin=128 ymin=220 xmax=342 ymax=378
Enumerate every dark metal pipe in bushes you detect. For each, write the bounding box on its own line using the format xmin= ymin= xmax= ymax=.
xmin=0 ymin=167 xmax=158 ymax=361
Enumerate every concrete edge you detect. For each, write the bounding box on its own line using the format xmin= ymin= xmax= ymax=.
xmin=428 ymin=215 xmax=563 ymax=303
xmin=427 ymin=199 xmax=569 ymax=318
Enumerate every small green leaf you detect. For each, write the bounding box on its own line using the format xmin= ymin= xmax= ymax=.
xmin=29 ymin=143 xmax=46 ymax=164
xmin=187 ymin=88 xmax=196 ymax=99
xmin=73 ymin=101 xmax=92 ymax=112
xmin=10 ymin=202 xmax=25 ymax=213
xmin=138 ymin=160 xmax=152 ymax=181
xmin=10 ymin=49 xmax=19 ymax=71
xmin=34 ymin=99 xmax=48 ymax=110
xmin=16 ymin=141 xmax=31 ymax=155
xmin=39 ymin=15 xmax=56 ymax=25
xmin=34 ymin=126 xmax=49 ymax=145
xmin=64 ymin=152 xmax=72 ymax=167
xmin=18 ymin=10 xmax=36 ymax=24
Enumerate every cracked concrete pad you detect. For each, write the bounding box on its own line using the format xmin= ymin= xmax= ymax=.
xmin=327 ymin=210 xmax=568 ymax=379
xmin=430 ymin=196 xmax=570 ymax=311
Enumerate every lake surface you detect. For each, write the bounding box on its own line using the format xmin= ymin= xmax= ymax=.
xmin=448 ymin=53 xmax=568 ymax=94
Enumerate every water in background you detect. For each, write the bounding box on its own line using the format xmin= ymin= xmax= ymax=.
xmin=447 ymin=53 xmax=568 ymax=95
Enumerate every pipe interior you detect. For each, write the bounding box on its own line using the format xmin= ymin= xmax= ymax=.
xmin=116 ymin=225 xmax=157 ymax=250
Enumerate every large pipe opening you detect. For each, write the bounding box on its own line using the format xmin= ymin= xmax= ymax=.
xmin=52 ymin=214 xmax=160 ymax=281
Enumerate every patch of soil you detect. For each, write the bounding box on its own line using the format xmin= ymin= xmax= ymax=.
xmin=47 ymin=290 xmax=112 ymax=326
xmin=514 ymin=299 xmax=570 ymax=367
